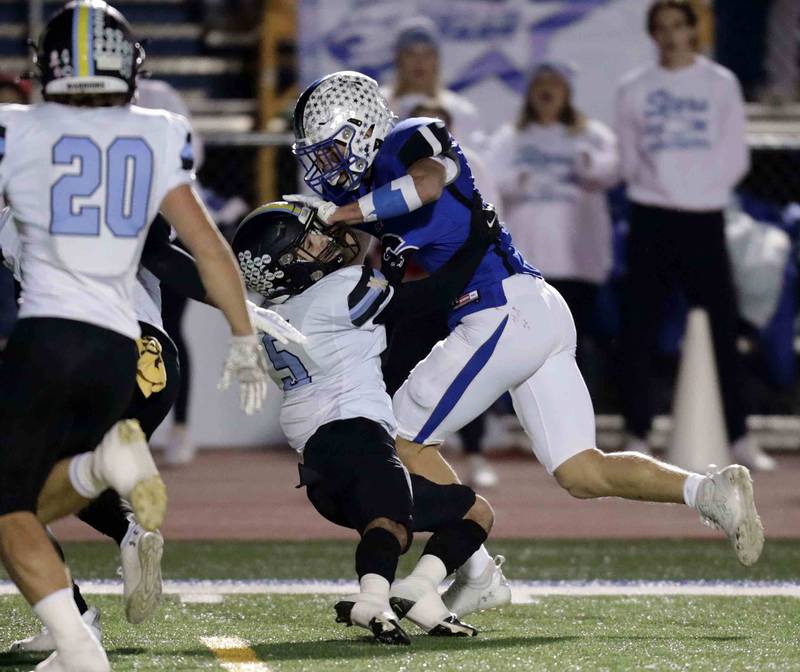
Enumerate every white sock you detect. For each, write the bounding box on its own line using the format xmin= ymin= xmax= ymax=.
xmin=69 ymin=453 xmax=105 ymax=499
xmin=33 ymin=588 xmax=95 ymax=649
xmin=462 ymin=545 xmax=493 ymax=579
xmin=359 ymin=573 xmax=390 ymax=598
xmin=683 ymin=473 xmax=706 ymax=509
xmin=409 ymin=554 xmax=448 ymax=588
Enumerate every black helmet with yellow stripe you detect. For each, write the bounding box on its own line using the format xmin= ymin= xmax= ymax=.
xmin=35 ymin=1 xmax=144 ymax=101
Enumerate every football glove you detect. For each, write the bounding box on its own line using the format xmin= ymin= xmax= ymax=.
xmin=218 ymin=335 xmax=269 ymax=415
xmin=246 ymin=300 xmax=307 ymax=345
xmin=282 ymin=193 xmax=338 ymax=227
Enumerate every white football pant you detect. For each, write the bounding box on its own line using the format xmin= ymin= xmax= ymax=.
xmin=393 ymin=274 xmax=595 ymax=473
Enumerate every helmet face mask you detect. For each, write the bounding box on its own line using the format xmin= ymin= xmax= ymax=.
xmin=233 ymin=203 xmax=360 ymax=302
xmin=292 ymin=71 xmax=396 ymax=197
xmin=294 ymin=124 xmax=367 ymax=193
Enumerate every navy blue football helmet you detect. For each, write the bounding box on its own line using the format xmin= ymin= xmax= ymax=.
xmin=35 ymin=1 xmax=144 ymax=100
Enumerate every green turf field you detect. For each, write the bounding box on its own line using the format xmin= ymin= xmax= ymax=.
xmin=1 ymin=540 xmax=798 ymax=672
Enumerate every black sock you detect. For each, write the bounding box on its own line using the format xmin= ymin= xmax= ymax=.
xmin=72 ymin=581 xmax=89 ymax=615
xmin=423 ymin=519 xmax=488 ymax=575
xmin=77 ymin=489 xmax=132 ymax=545
xmin=355 ymin=527 xmax=402 ymax=583
xmin=46 ymin=530 xmax=89 ymax=615
xmin=46 ymin=529 xmax=66 ymax=562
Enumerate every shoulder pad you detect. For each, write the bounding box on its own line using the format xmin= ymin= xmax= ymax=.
xmin=347 ymin=266 xmax=391 ymax=327
xmin=395 ymin=118 xmax=453 ymax=168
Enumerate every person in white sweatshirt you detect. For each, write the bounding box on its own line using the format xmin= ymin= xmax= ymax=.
xmin=615 ymin=0 xmax=773 ymax=470
xmin=487 ymin=61 xmax=619 ymax=367
xmin=381 ymin=17 xmax=483 ymax=148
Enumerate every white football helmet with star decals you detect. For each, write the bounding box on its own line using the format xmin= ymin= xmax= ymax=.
xmin=292 ymin=71 xmax=396 ymax=196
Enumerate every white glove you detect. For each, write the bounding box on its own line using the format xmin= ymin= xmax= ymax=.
xmin=282 ymin=193 xmax=338 ymax=226
xmin=246 ymin=300 xmax=306 ymax=345
xmin=218 ymin=334 xmax=269 ymax=415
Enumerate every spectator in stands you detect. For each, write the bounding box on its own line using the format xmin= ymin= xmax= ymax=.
xmin=616 ymin=0 xmax=774 ymax=470
xmin=381 ymin=17 xmax=482 ymax=147
xmin=136 ymin=78 xmax=205 ymax=467
xmin=0 ymin=75 xmax=30 ymax=351
xmin=487 ymin=61 xmax=619 ymax=376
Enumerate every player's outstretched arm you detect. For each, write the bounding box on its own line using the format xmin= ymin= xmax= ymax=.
xmin=160 ymin=184 xmax=268 ymax=415
xmin=284 ymin=157 xmax=446 ymax=228
xmin=140 ymin=215 xmax=208 ymax=302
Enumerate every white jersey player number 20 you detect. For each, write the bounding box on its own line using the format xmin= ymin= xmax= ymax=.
xmin=50 ymin=134 xmax=153 ymax=276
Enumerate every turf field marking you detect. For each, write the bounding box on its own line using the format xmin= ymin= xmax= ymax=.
xmin=2 ymin=579 xmax=800 ymax=598
xmin=200 ymin=636 xmax=272 ymax=671
xmin=181 ymin=593 xmax=225 ymax=604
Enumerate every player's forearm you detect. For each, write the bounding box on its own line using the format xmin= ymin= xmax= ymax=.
xmin=330 ymin=160 xmax=445 ymax=226
xmin=381 ymin=223 xmax=488 ymax=322
xmin=141 ymin=239 xmax=208 ymax=303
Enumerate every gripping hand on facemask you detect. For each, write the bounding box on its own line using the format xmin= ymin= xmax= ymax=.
xmin=218 ymin=335 xmax=269 ymax=415
xmin=282 ymin=194 xmax=338 ymax=227
xmin=246 ymin=300 xmax=307 ymax=345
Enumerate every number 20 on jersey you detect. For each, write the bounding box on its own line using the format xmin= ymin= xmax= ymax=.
xmin=50 ymin=135 xmax=153 ymax=238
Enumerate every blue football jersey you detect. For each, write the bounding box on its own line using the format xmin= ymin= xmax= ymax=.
xmin=322 ymin=117 xmax=540 ymax=324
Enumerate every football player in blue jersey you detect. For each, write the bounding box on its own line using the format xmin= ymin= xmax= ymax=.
xmin=285 ymin=71 xmax=764 ymax=618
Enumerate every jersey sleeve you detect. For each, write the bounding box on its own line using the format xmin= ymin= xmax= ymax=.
xmin=345 ymin=266 xmax=394 ymax=329
xmin=161 ymin=113 xmax=196 ymax=196
xmin=0 ymin=105 xmax=24 ymax=197
xmin=0 ymin=207 xmax=21 ymax=280
xmin=396 ymin=118 xmax=453 ymax=169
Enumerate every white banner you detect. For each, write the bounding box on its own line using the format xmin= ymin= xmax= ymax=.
xmin=299 ymin=0 xmax=656 ymax=136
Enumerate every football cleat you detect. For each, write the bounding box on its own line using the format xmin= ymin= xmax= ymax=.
xmin=334 ymin=593 xmax=410 ymax=645
xmin=10 ymin=607 xmax=101 ymax=653
xmin=121 ymin=522 xmax=164 ymax=624
xmin=696 ymin=465 xmax=764 ymax=566
xmin=442 ymin=555 xmax=512 ymax=618
xmin=389 ymin=576 xmax=477 ymax=637
xmin=92 ymin=420 xmax=167 ymax=531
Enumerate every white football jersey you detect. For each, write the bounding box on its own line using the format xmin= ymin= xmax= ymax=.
xmin=266 ymin=265 xmax=397 ymax=451
xmin=0 ymin=102 xmax=194 ymax=339
xmin=0 ymin=207 xmax=166 ymax=336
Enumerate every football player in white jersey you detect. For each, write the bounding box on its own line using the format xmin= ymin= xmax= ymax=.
xmin=286 ymin=71 xmax=765 ymax=619
xmin=232 ymin=201 xmax=502 ymax=643
xmin=0 ymin=209 xmax=302 ymax=650
xmin=0 ymin=3 xmax=293 ymax=670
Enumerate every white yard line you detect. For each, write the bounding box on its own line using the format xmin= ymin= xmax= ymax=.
xmin=2 ymin=579 xmax=799 ymax=598
xmin=200 ymin=636 xmax=273 ymax=672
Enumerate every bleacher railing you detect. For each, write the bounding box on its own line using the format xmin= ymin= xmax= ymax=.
xmin=198 ymin=129 xmax=800 ymax=209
